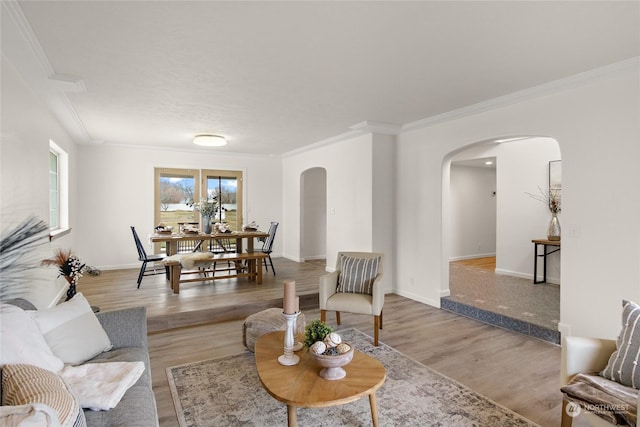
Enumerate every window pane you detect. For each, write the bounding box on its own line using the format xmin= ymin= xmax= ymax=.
xmin=159 ymin=175 xmax=197 ymax=229
xmin=49 ymin=151 xmax=59 ymax=229
xmin=203 ymin=170 xmax=242 ymax=231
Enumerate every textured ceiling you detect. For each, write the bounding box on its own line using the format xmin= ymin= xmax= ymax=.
xmin=11 ymin=1 xmax=640 ymax=155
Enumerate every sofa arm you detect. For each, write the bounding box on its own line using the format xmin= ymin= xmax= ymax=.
xmin=561 ymin=336 xmax=617 ymax=386
xmin=319 ymin=271 xmax=339 ymax=310
xmin=96 ymin=307 xmax=148 ymax=350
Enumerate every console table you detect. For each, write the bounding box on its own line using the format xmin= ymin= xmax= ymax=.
xmin=532 ymin=239 xmax=560 ymax=284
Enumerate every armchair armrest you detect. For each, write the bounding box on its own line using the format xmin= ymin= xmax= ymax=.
xmin=371 ymin=273 xmax=385 ymax=315
xmin=319 ymin=271 xmax=339 ymax=310
xmin=561 ymin=336 xmax=616 ymax=386
xmin=96 ymin=306 xmax=148 ymax=350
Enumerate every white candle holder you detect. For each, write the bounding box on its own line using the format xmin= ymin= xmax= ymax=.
xmin=293 ymin=311 xmax=303 ymax=352
xmin=278 ymin=311 xmax=300 ymax=366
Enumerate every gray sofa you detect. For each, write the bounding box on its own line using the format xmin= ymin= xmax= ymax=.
xmin=2 ymin=299 xmax=158 ymax=427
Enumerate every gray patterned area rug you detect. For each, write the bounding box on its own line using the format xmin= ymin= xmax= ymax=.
xmin=167 ymin=329 xmax=538 ymax=427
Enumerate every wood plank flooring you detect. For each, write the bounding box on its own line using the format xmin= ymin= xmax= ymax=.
xmin=79 ymin=257 xmax=562 ymax=427
xmin=451 ymin=256 xmax=497 ymax=271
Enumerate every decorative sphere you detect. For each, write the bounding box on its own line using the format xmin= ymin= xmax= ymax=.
xmin=310 ymin=341 xmax=327 ymax=355
xmin=336 ymin=343 xmax=351 ymax=354
xmin=324 ymin=332 xmax=342 ymax=348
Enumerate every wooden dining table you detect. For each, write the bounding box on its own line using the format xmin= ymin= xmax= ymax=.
xmin=149 ymin=230 xmax=269 ymax=256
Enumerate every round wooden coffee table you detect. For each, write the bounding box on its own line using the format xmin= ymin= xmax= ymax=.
xmin=255 ymin=330 xmax=386 ymax=427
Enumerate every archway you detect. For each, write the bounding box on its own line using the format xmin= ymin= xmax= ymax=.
xmin=443 ymin=136 xmax=562 ymax=343
xmin=300 ymin=167 xmax=327 ymax=260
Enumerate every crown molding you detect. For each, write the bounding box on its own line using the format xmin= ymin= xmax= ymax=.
xmin=402 ymin=56 xmax=640 ymax=133
xmin=2 ymin=1 xmax=92 ymax=144
xmin=349 ymin=121 xmax=401 ymax=135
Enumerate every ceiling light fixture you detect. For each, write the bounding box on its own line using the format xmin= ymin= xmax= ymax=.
xmin=193 ymin=134 xmax=227 ymax=147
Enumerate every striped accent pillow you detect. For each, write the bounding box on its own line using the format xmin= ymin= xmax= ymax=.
xmin=336 ymin=255 xmax=381 ymax=295
xmin=1 ymin=364 xmax=86 ymax=427
xmin=600 ymin=300 xmax=640 ymax=389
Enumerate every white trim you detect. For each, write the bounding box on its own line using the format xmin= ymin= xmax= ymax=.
xmin=449 ymin=253 xmax=496 ymax=262
xmin=403 ymin=57 xmax=640 ymax=133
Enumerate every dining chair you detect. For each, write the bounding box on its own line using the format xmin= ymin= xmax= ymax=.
xmin=319 ymin=252 xmax=384 ymax=345
xmin=254 ymin=222 xmax=278 ymax=275
xmin=131 ymin=226 xmax=166 ymax=288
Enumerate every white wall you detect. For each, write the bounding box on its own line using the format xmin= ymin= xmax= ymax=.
xmin=76 ymin=144 xmax=282 ymax=269
xmin=282 ymin=133 xmax=395 ymax=292
xmin=1 ymin=57 xmax=76 ymax=307
xmin=395 ymin=63 xmax=640 ymax=338
xmin=495 ymin=138 xmax=561 ymax=283
xmin=449 ymin=164 xmax=496 ymax=260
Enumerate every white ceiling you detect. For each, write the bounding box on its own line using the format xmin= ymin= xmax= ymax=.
xmin=5 ymin=1 xmax=640 ymax=156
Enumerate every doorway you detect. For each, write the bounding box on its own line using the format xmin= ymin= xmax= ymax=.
xmin=442 ymin=137 xmax=562 ymax=344
xmin=300 ymin=167 xmax=327 ymax=261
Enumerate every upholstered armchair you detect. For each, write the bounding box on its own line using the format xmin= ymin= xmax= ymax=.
xmin=561 ymin=336 xmax=640 ymax=427
xmin=319 ymin=252 xmax=384 ymax=346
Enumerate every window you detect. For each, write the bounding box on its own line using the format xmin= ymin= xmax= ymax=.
xmin=202 ymin=169 xmax=243 ymax=231
xmin=49 ymin=140 xmax=69 ymax=239
xmin=154 ymin=167 xmax=200 ymax=232
xmin=154 ymin=168 xmax=243 ymax=252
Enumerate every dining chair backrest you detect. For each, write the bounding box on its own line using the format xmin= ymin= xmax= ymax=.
xmin=261 ymin=222 xmax=279 ymax=254
xmin=131 ymin=226 xmax=148 ymax=261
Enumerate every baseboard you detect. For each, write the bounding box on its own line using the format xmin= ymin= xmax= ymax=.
xmin=392 ymin=288 xmax=440 ymax=308
xmin=495 ymin=268 xmax=560 ymax=285
xmin=449 ymin=253 xmax=496 ymax=262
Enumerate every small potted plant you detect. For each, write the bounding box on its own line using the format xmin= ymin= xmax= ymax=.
xmin=304 ymin=320 xmax=354 ymax=380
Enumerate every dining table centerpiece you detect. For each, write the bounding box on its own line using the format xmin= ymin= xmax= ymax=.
xmin=188 ymin=196 xmax=218 ymax=234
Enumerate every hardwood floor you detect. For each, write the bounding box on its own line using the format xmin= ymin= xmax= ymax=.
xmin=80 ymin=257 xmax=562 ymax=427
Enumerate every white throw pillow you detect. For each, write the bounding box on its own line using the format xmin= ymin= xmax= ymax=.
xmin=0 ymin=303 xmax=64 ymax=373
xmin=30 ymin=293 xmax=112 ymax=365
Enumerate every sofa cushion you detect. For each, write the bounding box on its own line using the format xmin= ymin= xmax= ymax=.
xmin=30 ymin=293 xmax=112 ymax=365
xmin=0 ymin=303 xmax=64 ymax=373
xmin=1 ymin=364 xmax=86 ymax=427
xmin=83 ymin=385 xmax=158 ymax=427
xmin=336 ymin=255 xmax=381 ymax=295
xmin=601 ymin=300 xmax=640 ymax=389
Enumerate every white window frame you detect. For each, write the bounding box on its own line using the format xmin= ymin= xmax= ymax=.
xmin=49 ymin=140 xmax=70 ymax=239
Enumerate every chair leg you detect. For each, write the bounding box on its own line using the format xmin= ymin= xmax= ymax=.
xmin=379 ymin=309 xmax=383 ymax=330
xmin=320 ymin=310 xmax=326 ymax=323
xmin=137 ymin=262 xmax=147 ymax=288
xmin=336 ymin=311 xmax=341 ymax=325
xmin=374 ymin=315 xmax=380 ymax=346
xmin=268 ymin=255 xmax=275 ymax=275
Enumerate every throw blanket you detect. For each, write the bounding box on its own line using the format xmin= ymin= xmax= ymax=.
xmin=60 ymin=361 xmax=145 ymax=411
xmin=0 ymin=403 xmax=61 ymax=427
xmin=561 ymin=372 xmax=638 ymax=426
xmin=165 ymin=253 xmax=215 ymax=270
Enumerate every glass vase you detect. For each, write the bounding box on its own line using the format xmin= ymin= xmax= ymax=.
xmin=203 ymin=215 xmax=212 ymax=234
xmin=547 ymin=212 xmax=561 ymax=241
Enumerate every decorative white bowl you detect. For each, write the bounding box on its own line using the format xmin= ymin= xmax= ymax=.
xmin=310 ymin=343 xmax=354 ymax=380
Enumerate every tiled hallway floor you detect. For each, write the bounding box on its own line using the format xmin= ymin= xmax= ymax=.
xmin=441 ymin=260 xmax=560 ymax=344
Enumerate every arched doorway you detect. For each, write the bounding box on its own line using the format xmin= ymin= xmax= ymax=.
xmin=300 ymin=167 xmax=327 ymax=260
xmin=443 ymin=136 xmax=562 ymax=343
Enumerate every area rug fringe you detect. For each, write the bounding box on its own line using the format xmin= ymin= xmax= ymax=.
xmin=167 ymin=328 xmax=539 ymax=427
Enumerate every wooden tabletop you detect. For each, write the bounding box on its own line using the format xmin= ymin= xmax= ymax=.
xmin=254 ymin=330 xmax=386 ymax=408
xmin=150 ymin=230 xmax=268 ymax=242
xmin=532 ymin=238 xmax=561 ymax=246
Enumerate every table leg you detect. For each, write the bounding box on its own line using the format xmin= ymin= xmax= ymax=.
xmin=369 ymin=392 xmax=379 ymax=427
xmin=166 ymin=241 xmax=177 ymax=256
xmin=287 ymin=405 xmax=297 ymax=427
